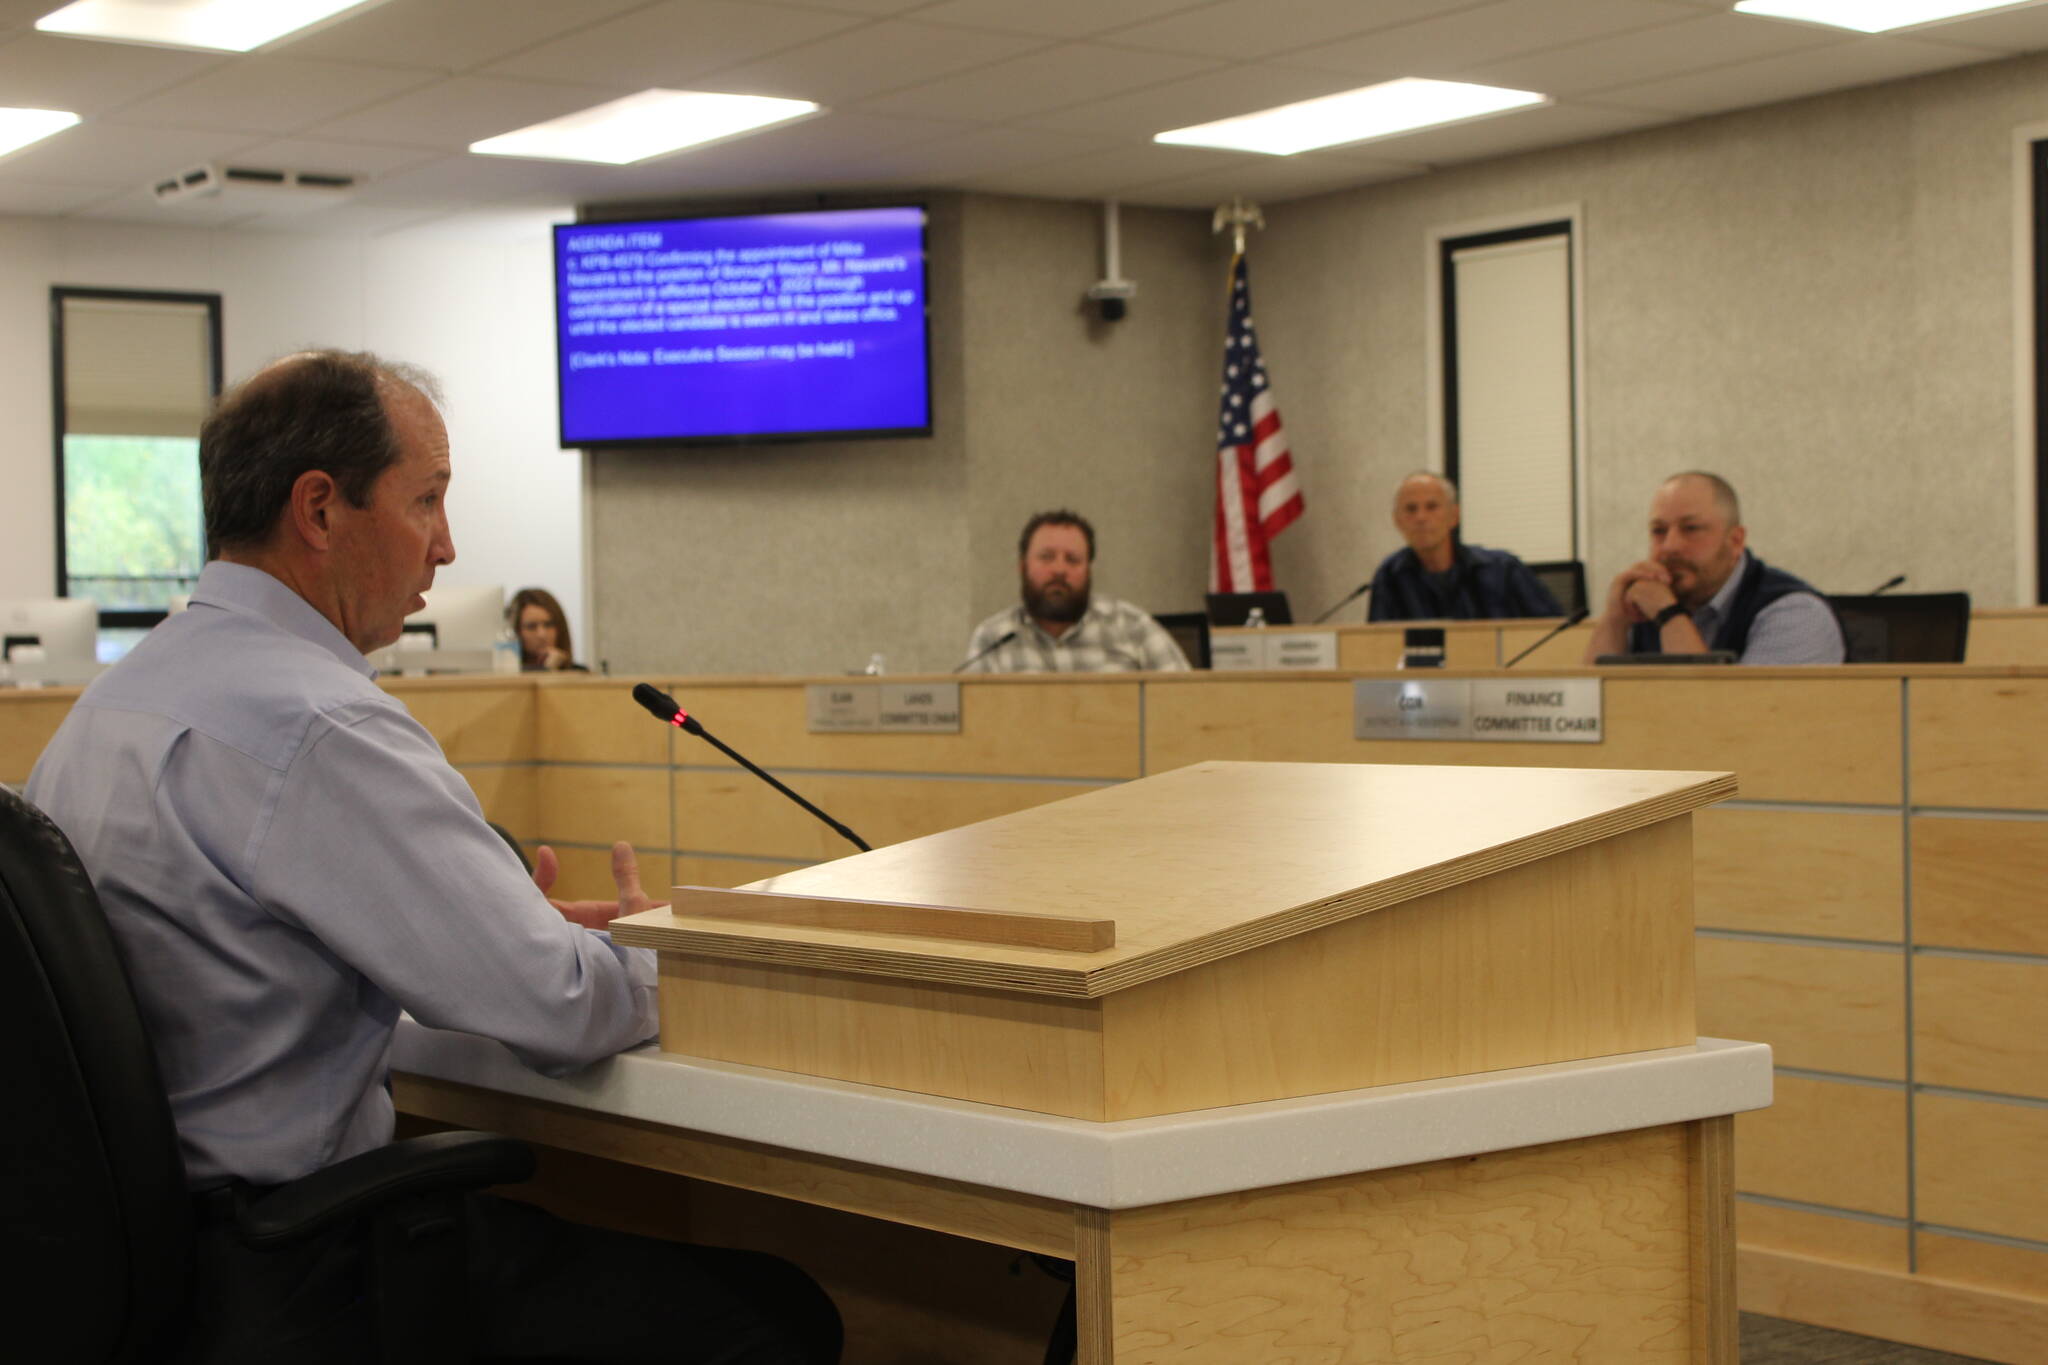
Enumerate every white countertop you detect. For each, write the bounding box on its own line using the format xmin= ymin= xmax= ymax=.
xmin=394 ymin=1021 xmax=1771 ymax=1209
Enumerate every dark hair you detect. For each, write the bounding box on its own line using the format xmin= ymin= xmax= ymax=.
xmin=507 ymin=587 xmax=574 ymax=666
xmin=200 ymin=350 xmax=441 ymax=555
xmin=1017 ymin=509 xmax=1096 ymax=561
xmin=1664 ymin=470 xmax=1742 ymax=526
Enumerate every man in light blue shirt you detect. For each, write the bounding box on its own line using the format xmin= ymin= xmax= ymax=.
xmin=28 ymin=351 xmax=837 ymax=1364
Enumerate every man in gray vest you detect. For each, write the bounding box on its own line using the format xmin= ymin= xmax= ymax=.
xmin=1583 ymin=471 xmax=1843 ymax=665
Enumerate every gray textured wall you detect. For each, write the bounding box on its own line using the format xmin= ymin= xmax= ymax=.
xmin=591 ymin=52 xmax=2048 ymax=674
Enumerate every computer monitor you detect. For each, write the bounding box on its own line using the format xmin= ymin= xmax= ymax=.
xmin=1152 ymin=612 xmax=1211 ymax=669
xmin=406 ymin=584 xmax=505 ymax=651
xmin=1205 ymin=592 xmax=1292 ymax=627
xmin=0 ymin=598 xmax=99 ymax=665
xmin=1827 ymin=592 xmax=1970 ymax=663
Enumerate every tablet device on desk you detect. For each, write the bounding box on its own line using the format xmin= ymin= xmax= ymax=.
xmin=1594 ymin=652 xmax=1738 ymax=665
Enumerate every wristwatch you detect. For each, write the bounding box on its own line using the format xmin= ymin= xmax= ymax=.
xmin=1652 ymin=602 xmax=1691 ymax=629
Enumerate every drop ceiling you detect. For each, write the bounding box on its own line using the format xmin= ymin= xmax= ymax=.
xmin=1 ymin=0 xmax=2045 ymax=233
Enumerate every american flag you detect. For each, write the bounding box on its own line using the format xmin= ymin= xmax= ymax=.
xmin=1210 ymin=253 xmax=1303 ymax=593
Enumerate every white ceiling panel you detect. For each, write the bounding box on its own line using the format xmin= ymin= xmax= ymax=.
xmin=344 ymin=151 xmax=626 ymax=208
xmin=480 ymin=0 xmax=869 ymax=88
xmin=1335 ymin=99 xmax=1677 ymax=166
xmin=693 ymin=18 xmax=1049 ymax=102
xmin=1121 ymin=153 xmax=1423 ymax=209
xmin=1292 ymin=0 xmax=1702 ymax=78
xmin=1019 ymin=63 xmax=1373 ymax=138
xmin=221 ymin=136 xmax=443 ymax=179
xmin=307 ymin=75 xmax=632 ymax=150
xmin=279 ymin=0 xmax=650 ymax=73
xmin=70 ymin=183 xmax=261 ymax=226
xmin=0 ymin=178 xmax=117 ymax=213
xmin=952 ymin=141 xmax=1261 ymax=199
xmin=1883 ymin=1 xmax=2048 ymax=51
xmin=0 ymin=121 xmax=252 ymax=186
xmin=1100 ymin=0 xmax=1460 ymax=61
xmin=1460 ymin=11 xmax=1854 ymax=98
xmin=0 ymin=32 xmax=224 ymax=115
xmin=841 ymin=123 xmax=1113 ymax=178
xmin=912 ymin=0 xmax=1200 ymax=39
xmin=851 ymin=42 xmax=1221 ymax=122
xmin=110 ymin=57 xmax=434 ymax=135
xmin=1595 ymin=33 xmax=2010 ymax=115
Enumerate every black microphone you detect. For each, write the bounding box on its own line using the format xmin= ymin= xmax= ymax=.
xmin=1311 ymin=582 xmax=1371 ymax=624
xmin=631 ymin=684 xmax=871 ymax=853
xmin=1502 ymin=607 xmax=1591 ymax=668
xmin=952 ymin=630 xmax=1017 ymax=673
xmin=1868 ymin=574 xmax=1906 ymax=595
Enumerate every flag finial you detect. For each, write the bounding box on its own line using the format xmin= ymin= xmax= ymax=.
xmin=1211 ymin=196 xmax=1265 ymax=256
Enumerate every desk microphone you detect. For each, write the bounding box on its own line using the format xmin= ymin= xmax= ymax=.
xmin=952 ymin=630 xmax=1016 ymax=673
xmin=1502 ymin=608 xmax=1590 ymax=669
xmin=631 ymin=684 xmax=871 ymax=853
xmin=1311 ymin=583 xmax=1372 ymax=624
xmin=1868 ymin=574 xmax=1906 ymax=595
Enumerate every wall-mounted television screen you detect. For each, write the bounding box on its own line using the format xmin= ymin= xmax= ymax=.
xmin=553 ymin=205 xmax=930 ymax=447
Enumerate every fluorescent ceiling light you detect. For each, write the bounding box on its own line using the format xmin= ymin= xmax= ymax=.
xmin=36 ymin=0 xmax=382 ymax=53
xmin=1732 ymin=0 xmax=2044 ymax=32
xmin=470 ymin=89 xmax=821 ymax=166
xmin=0 ymin=107 xmax=81 ymax=159
xmin=1155 ymin=78 xmax=1548 ymax=156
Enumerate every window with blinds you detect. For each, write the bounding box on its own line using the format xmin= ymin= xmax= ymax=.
xmin=53 ymin=289 xmax=221 ymax=624
xmin=1440 ymin=222 xmax=1577 ymax=564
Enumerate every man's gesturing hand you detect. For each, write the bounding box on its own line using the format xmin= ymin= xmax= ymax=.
xmin=534 ymin=840 xmax=667 ymax=930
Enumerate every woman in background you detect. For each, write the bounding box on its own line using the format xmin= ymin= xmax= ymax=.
xmin=508 ymin=587 xmax=586 ymax=672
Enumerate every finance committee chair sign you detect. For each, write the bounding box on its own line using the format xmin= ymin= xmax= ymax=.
xmin=1354 ymin=678 xmax=1602 ymax=743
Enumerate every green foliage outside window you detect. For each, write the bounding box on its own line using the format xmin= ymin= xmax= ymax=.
xmin=63 ymin=433 xmax=203 ymax=610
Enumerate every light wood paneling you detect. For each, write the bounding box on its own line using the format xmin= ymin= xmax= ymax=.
xmin=455 ymin=763 xmax=537 ymax=840
xmin=391 ymin=1075 xmax=1076 ymax=1257
xmin=1739 ymin=1247 xmax=2048 ymax=1365
xmin=1142 ymin=675 xmax=1896 ymax=803
xmin=1916 ymin=1094 xmax=2048 ymax=1244
xmin=1499 ymin=621 xmax=1596 ymax=669
xmin=0 ymin=690 xmax=78 ymax=783
xmin=1332 ymin=620 xmax=1503 ymax=670
xmin=658 ymin=956 xmax=1110 ymax=1119
xmin=1914 ymin=956 xmax=2048 ymax=1098
xmin=1689 ymin=1115 xmax=1739 ymax=1365
xmin=1916 ymin=1233 xmax=2048 ymax=1299
xmin=537 ymin=765 xmax=667 ymax=850
xmin=1733 ymin=1200 xmax=1908 ymax=1272
xmin=536 ymin=678 xmax=669 ymax=765
xmin=1912 ymin=817 xmax=2048 ymax=955
xmin=386 ymin=679 xmax=535 ymax=764
xmin=672 ymin=767 xmax=1099 ymax=862
xmin=1695 ymin=938 xmax=1904 ymax=1079
xmin=1912 ymin=678 xmax=2048 ymax=810
xmin=673 ymin=885 xmax=1115 ymax=953
xmin=542 ymin=841 xmax=674 ymax=906
xmin=1965 ymin=609 xmax=2048 ymax=666
xmin=680 ymin=680 xmax=1143 ymax=779
xmin=674 ymin=854 xmax=811 ymax=889
xmin=1693 ymin=808 xmax=1902 ymax=940
xmin=1106 ymin=1124 xmax=1697 ymax=1363
xmin=1733 ymin=1075 xmax=1907 ymax=1216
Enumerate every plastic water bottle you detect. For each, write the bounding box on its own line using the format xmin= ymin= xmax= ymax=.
xmin=864 ymin=653 xmax=887 ymax=675
xmin=492 ymin=624 xmax=521 ymax=675
xmin=1245 ymin=606 xmax=1268 ymax=629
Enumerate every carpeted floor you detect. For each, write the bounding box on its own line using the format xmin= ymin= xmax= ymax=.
xmin=1741 ymin=1313 xmax=1995 ymax=1363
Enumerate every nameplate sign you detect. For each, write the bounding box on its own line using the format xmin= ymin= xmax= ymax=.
xmin=1354 ymin=678 xmax=1602 ymax=743
xmin=806 ymin=682 xmax=961 ymax=734
xmin=1210 ymin=630 xmax=1339 ymax=671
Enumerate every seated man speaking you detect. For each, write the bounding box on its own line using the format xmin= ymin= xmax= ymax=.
xmin=961 ymin=508 xmax=1189 ymax=672
xmin=1367 ymin=472 xmax=1561 ymax=621
xmin=1583 ymin=470 xmax=1844 ymax=665
xmin=27 ymin=351 xmax=837 ymax=1364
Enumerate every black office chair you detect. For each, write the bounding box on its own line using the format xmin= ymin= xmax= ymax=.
xmin=1152 ymin=611 xmax=1212 ymax=669
xmin=1525 ymin=560 xmax=1587 ymax=616
xmin=0 ymin=784 xmax=536 ymax=1365
xmin=1826 ymin=592 xmax=1970 ymax=663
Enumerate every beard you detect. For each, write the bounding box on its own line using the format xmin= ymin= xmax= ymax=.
xmin=1023 ymin=575 xmax=1090 ymax=624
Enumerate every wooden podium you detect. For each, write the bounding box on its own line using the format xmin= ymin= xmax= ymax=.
xmin=570 ymin=760 xmax=1757 ymax=1362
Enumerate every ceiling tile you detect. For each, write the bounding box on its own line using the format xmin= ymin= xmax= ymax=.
xmin=110 ymin=57 xmax=436 ymax=135
xmin=308 ymin=75 xmax=632 ymax=150
xmin=1881 ymin=2 xmax=2048 ymax=51
xmin=1290 ymin=0 xmax=1702 ymax=78
xmin=1593 ymin=34 xmax=2010 ymax=115
xmin=0 ymin=32 xmax=226 ymax=116
xmin=1119 ymin=153 xmax=1422 ymax=208
xmin=844 ymin=123 xmax=1111 ymax=178
xmin=953 ymin=141 xmax=1260 ymax=199
xmin=1458 ymin=11 xmax=1852 ymax=98
xmin=1336 ymin=98 xmax=1676 ymax=165
xmin=280 ymin=0 xmax=650 ymax=72
xmin=0 ymin=121 xmax=254 ymax=186
xmin=480 ymin=0 xmax=869 ymax=87
xmin=852 ymin=41 xmax=1221 ymax=122
xmin=344 ymin=151 xmax=620 ymax=208
xmin=693 ymin=18 xmax=1049 ymax=102
xmin=1018 ymin=63 xmax=1372 ymax=138
xmin=910 ymin=0 xmax=1199 ymax=39
xmin=222 ymin=136 xmax=443 ymax=178
xmin=1101 ymin=0 xmax=1463 ymax=61
xmin=0 ymin=178 xmax=116 ymax=213
xmin=236 ymin=204 xmax=459 ymax=237
xmin=68 ymin=183 xmax=261 ymax=226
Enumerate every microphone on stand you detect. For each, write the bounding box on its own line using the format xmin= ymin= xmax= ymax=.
xmin=1311 ymin=582 xmax=1372 ymax=625
xmin=632 ymin=684 xmax=871 ymax=853
xmin=1868 ymin=574 xmax=1906 ymax=595
xmin=952 ymin=630 xmax=1017 ymax=673
xmin=1502 ymin=608 xmax=1591 ymax=669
